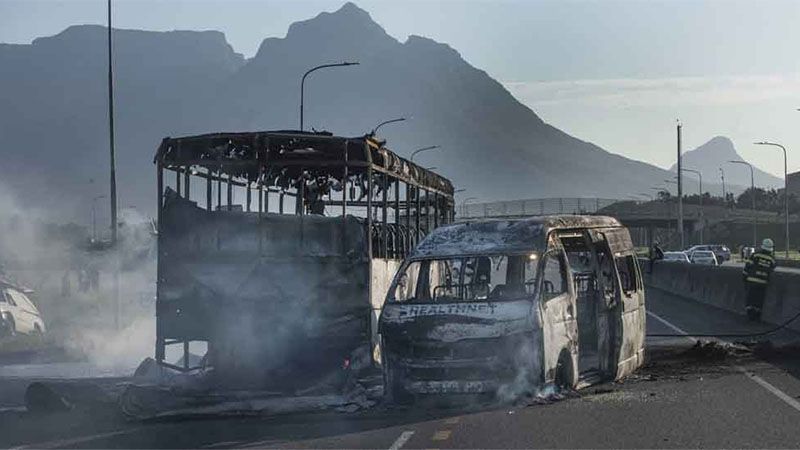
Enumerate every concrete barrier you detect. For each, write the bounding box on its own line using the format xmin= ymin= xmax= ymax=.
xmin=643 ymin=261 xmax=800 ymax=333
xmin=776 ymin=258 xmax=800 ymax=269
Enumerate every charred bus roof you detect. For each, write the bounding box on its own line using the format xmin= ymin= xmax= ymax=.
xmin=411 ymin=215 xmax=623 ymax=258
xmin=154 ymin=130 xmax=454 ymax=196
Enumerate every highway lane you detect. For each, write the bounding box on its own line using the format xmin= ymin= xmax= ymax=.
xmin=3 ymin=288 xmax=800 ymax=449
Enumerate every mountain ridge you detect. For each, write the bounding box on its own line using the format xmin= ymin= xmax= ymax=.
xmin=0 ymin=2 xmax=741 ymax=222
xmin=669 ymin=136 xmax=782 ymax=190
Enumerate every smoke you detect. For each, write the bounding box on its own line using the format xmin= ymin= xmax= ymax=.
xmin=494 ymin=336 xmax=571 ymax=405
xmin=0 ymin=183 xmax=156 ymax=371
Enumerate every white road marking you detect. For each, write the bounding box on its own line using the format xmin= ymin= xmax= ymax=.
xmin=432 ymin=430 xmax=452 ymax=441
xmin=9 ymin=428 xmax=142 ymax=450
xmin=738 ymin=366 xmax=800 ymax=413
xmin=389 ymin=431 xmax=415 ymax=450
xmin=647 ymin=310 xmax=692 ymax=339
xmin=648 ymin=310 xmax=800 ymax=415
xmin=0 ymin=406 xmax=27 ymax=413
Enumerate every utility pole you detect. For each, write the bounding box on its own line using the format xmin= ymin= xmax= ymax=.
xmin=682 ymin=168 xmax=703 ymax=243
xmin=107 ymin=0 xmax=117 ymax=245
xmin=677 ymin=121 xmax=684 ymax=249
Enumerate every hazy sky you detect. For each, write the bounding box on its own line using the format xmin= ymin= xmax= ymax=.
xmin=2 ymin=0 xmax=799 ymax=178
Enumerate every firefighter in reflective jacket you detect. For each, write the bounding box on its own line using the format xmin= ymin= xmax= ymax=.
xmin=743 ymin=238 xmax=776 ymax=321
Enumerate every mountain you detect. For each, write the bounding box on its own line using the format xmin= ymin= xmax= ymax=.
xmin=0 ymin=25 xmax=245 ymax=223
xmin=1 ymin=2 xmax=686 ymax=222
xmin=669 ymin=136 xmax=782 ymax=192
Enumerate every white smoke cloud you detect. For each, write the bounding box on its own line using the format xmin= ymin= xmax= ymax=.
xmin=0 ymin=182 xmax=156 ymax=373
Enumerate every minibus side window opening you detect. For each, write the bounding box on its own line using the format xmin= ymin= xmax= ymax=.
xmin=615 ymin=254 xmax=639 ymax=294
xmin=541 ymin=252 xmax=567 ymax=300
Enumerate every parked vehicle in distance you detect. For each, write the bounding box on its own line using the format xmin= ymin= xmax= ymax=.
xmin=690 ymin=250 xmax=718 ymax=265
xmin=663 ymin=251 xmax=691 ymax=263
xmin=686 ymin=245 xmax=730 ymax=263
xmin=0 ymin=280 xmax=46 ymax=337
xmin=379 ymin=216 xmax=645 ymax=403
xmin=741 ymin=246 xmax=756 ymax=260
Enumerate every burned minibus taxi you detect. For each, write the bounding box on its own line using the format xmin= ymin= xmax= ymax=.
xmin=379 ymin=216 xmax=645 ymax=400
xmin=153 ymin=131 xmax=454 ymax=391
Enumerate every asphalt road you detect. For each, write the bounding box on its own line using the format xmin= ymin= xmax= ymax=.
xmin=3 ymin=289 xmax=800 ymax=449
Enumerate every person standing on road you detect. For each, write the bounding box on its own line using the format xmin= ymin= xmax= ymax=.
xmin=743 ymin=238 xmax=777 ymax=321
xmin=649 ymin=241 xmax=664 ymax=273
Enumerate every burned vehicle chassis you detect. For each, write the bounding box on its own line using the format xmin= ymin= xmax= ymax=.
xmin=379 ymin=216 xmax=646 ymax=400
xmin=154 ymin=131 xmax=454 ymax=390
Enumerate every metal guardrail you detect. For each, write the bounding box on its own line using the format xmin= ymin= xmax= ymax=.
xmin=459 ymin=198 xmax=623 ymax=219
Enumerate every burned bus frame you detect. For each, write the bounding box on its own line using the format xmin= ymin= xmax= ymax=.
xmin=154 ymin=131 xmax=455 ymax=372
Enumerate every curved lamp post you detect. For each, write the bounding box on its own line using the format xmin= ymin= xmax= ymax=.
xmin=371 ymin=117 xmax=407 ymax=136
xmin=729 ymin=160 xmax=757 ymax=246
xmin=300 ymin=61 xmax=359 ymax=131
xmin=410 ymin=145 xmax=440 ymax=162
xmin=755 ymin=141 xmax=789 ymax=258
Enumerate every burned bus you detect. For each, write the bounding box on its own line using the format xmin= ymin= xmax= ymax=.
xmin=379 ymin=216 xmax=645 ymax=401
xmin=153 ymin=131 xmax=454 ymax=390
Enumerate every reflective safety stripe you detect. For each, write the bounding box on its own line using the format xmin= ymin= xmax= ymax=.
xmin=753 ymin=254 xmax=775 ymax=264
xmin=747 ymin=276 xmax=768 ymax=284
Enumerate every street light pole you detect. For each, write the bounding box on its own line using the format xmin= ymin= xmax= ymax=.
xmin=410 ymin=145 xmax=440 ymax=162
xmin=719 ymin=167 xmax=727 ymax=202
xmin=682 ymin=168 xmax=703 ymax=243
xmin=299 ymin=61 xmax=359 ymax=131
xmin=370 ymin=117 xmax=406 ymax=136
xmin=755 ymin=141 xmax=789 ymax=258
xmin=729 ymin=160 xmax=757 ymax=247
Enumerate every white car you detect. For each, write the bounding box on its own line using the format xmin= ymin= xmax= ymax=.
xmin=0 ymin=283 xmax=46 ymax=337
xmin=663 ymin=251 xmax=691 ymax=263
xmin=690 ymin=250 xmax=719 ymax=265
